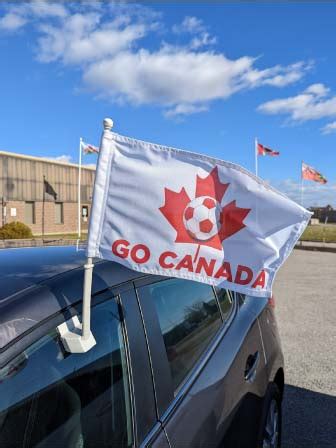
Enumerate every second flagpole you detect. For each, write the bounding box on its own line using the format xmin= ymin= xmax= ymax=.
xmin=255 ymin=137 xmax=258 ymax=177
xmin=301 ymin=161 xmax=304 ymax=206
xmin=78 ymin=137 xmax=83 ymax=240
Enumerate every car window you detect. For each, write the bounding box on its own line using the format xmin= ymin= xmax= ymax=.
xmin=0 ymin=297 xmax=133 ymax=448
xmin=139 ymin=279 xmax=222 ymax=391
xmin=215 ymin=287 xmax=234 ymax=319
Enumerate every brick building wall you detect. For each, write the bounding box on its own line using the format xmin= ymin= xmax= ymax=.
xmin=0 ymin=151 xmax=95 ymax=235
xmin=4 ymin=200 xmax=91 ymax=235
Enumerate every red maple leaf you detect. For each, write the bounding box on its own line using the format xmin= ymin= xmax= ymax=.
xmin=159 ymin=167 xmax=251 ymax=250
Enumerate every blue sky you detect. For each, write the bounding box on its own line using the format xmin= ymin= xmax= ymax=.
xmin=0 ymin=2 xmax=336 ymax=206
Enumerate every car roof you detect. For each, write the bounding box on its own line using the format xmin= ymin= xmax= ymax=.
xmin=0 ymin=246 xmax=87 ymax=302
xmin=0 ymin=246 xmax=144 ymax=352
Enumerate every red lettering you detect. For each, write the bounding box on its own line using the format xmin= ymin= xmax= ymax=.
xmin=159 ymin=251 xmax=177 ymax=269
xmin=112 ymin=239 xmax=129 ymax=259
xmin=252 ymin=270 xmax=266 ymax=289
xmin=214 ymin=262 xmax=232 ymax=282
xmin=234 ymin=265 xmax=253 ymax=285
xmin=195 ymin=257 xmax=216 ymax=277
xmin=130 ymin=244 xmax=150 ymax=264
xmin=175 ymin=255 xmax=193 ymax=272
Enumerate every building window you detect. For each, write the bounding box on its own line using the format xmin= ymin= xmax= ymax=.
xmin=82 ymin=205 xmax=88 ymax=220
xmin=24 ymin=202 xmax=35 ymax=224
xmin=55 ymin=202 xmax=63 ymax=224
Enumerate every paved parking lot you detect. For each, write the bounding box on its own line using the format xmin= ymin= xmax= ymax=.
xmin=274 ymin=249 xmax=336 ymax=447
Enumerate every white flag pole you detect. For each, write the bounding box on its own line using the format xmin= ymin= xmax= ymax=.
xmin=255 ymin=137 xmax=258 ymax=177
xmin=58 ymin=118 xmax=113 ymax=353
xmin=78 ymin=137 xmax=83 ymax=240
xmin=301 ymin=161 xmax=304 ymax=207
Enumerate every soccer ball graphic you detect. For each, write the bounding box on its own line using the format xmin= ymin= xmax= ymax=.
xmin=183 ymin=196 xmax=222 ymax=241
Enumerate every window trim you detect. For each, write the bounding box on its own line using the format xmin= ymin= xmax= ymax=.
xmin=135 ymin=276 xmax=237 ymax=423
xmin=114 ymin=283 xmax=158 ymax=446
xmin=134 ymin=277 xmax=174 ymax=418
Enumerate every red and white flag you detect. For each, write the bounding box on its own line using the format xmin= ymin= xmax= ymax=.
xmin=302 ymin=162 xmax=327 ymax=184
xmin=87 ymin=129 xmax=311 ymax=298
xmin=257 ymin=142 xmax=280 ymax=157
xmin=81 ymin=141 xmax=99 ymax=154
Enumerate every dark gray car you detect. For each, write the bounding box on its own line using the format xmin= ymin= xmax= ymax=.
xmin=0 ymin=246 xmax=284 ymax=448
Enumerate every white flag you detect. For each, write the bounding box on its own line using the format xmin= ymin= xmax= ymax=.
xmin=87 ymin=130 xmax=311 ymax=298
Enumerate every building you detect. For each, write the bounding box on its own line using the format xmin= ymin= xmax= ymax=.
xmin=0 ymin=151 xmax=95 ymax=235
xmin=309 ymin=205 xmax=336 ymax=223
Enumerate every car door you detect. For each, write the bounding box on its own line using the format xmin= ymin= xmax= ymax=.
xmin=136 ymin=277 xmax=268 ymax=448
xmin=114 ymin=283 xmax=170 ymax=448
xmin=0 ymin=285 xmax=169 ymax=448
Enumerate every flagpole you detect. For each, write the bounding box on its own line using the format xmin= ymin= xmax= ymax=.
xmin=301 ymin=161 xmax=304 ymax=207
xmin=58 ymin=118 xmax=113 ymax=353
xmin=42 ymin=175 xmax=45 ymax=242
xmin=255 ymin=137 xmax=258 ymax=177
xmin=78 ymin=137 xmax=83 ymax=240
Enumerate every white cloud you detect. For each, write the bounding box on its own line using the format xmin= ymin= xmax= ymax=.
xmin=0 ymin=2 xmax=312 ymax=118
xmin=275 ymin=178 xmax=336 ymax=207
xmin=190 ymin=32 xmax=217 ymax=50
xmin=305 ymin=83 xmax=329 ymax=96
xmin=47 ymin=154 xmax=73 ymax=164
xmin=172 ymin=15 xmax=216 ymax=50
xmin=83 ymin=49 xmax=311 ymax=115
xmin=0 ymin=12 xmax=27 ymax=31
xmin=164 ymin=103 xmax=208 ymax=118
xmin=321 ymin=121 xmax=336 ymax=134
xmin=37 ymin=14 xmax=146 ymax=64
xmin=243 ymin=61 xmax=312 ymax=88
xmin=27 ymin=2 xmax=67 ymax=19
xmin=173 ymin=16 xmax=205 ymax=34
xmin=0 ymin=1 xmax=67 ymax=31
xmin=258 ymin=83 xmax=336 ymax=123
xmin=83 ymin=50 xmax=256 ymax=106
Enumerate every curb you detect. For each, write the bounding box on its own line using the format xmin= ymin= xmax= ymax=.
xmin=0 ymin=238 xmax=83 ymax=249
xmin=295 ymin=243 xmax=336 ymax=254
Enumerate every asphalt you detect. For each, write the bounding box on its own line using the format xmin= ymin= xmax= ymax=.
xmin=273 ymin=249 xmax=336 ymax=447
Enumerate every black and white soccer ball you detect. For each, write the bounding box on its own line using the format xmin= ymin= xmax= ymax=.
xmin=183 ymin=196 xmax=221 ymax=241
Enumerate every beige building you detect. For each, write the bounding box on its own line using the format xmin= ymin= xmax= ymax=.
xmin=0 ymin=151 xmax=95 ymax=235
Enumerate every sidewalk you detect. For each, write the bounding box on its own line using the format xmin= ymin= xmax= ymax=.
xmin=296 ymin=240 xmax=336 ymax=253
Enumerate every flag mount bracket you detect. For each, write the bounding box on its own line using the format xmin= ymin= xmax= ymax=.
xmin=57 ymin=315 xmax=96 ymax=353
xmin=57 ymin=257 xmax=97 ymax=353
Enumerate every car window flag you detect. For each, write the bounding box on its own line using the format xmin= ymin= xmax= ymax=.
xmin=87 ymin=120 xmax=311 ymax=298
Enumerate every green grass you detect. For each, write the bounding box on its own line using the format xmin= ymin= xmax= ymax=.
xmin=301 ymin=224 xmax=336 ymax=243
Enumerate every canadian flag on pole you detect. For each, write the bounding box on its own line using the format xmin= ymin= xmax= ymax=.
xmin=87 ymin=124 xmax=311 ymax=298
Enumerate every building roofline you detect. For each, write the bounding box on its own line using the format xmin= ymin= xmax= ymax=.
xmin=0 ymin=150 xmax=96 ymax=171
